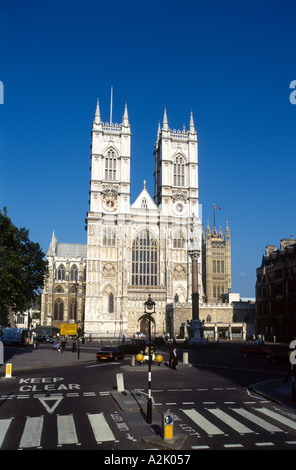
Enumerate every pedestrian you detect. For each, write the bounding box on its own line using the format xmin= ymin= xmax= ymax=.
xmin=170 ymin=348 xmax=178 ymax=369
xmin=122 ymin=334 xmax=126 ymax=344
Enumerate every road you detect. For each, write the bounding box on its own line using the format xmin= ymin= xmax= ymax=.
xmin=1 ymin=341 xmax=296 ymax=453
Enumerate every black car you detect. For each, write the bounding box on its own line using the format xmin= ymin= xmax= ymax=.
xmin=35 ymin=335 xmax=54 ymax=343
xmin=96 ymin=346 xmax=125 ymax=362
xmin=119 ymin=339 xmax=156 ymax=355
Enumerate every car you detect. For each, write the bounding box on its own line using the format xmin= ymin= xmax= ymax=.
xmin=240 ymin=343 xmax=273 ymax=359
xmin=119 ymin=339 xmax=156 ymax=355
xmin=96 ymin=346 xmax=125 ymax=362
xmin=35 ymin=335 xmax=54 ymax=343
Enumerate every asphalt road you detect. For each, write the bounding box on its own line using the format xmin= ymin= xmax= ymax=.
xmin=0 ymin=341 xmax=295 ymax=453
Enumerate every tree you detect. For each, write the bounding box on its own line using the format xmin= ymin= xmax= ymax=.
xmin=0 ymin=207 xmax=48 ymax=326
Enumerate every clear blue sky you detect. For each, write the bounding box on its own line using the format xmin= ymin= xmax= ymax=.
xmin=1 ymin=0 xmax=296 ymax=298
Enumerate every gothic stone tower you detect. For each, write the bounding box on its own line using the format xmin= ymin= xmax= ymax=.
xmin=84 ymin=101 xmax=202 ymax=338
xmin=202 ymin=221 xmax=231 ymax=303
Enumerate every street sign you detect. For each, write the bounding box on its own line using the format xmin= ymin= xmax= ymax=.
xmin=60 ymin=324 xmax=77 ymax=336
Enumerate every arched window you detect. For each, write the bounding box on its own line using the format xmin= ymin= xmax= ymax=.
xmin=109 ymin=293 xmax=114 ymax=313
xmin=103 ymin=228 xmax=115 ymax=247
xmin=206 ymin=315 xmax=211 ymax=323
xmin=105 ymin=149 xmax=116 ymax=181
xmin=141 ymin=198 xmax=148 ymax=210
xmin=57 ymin=264 xmax=65 ymax=281
xmin=54 ymin=298 xmax=64 ymax=321
xmin=69 ymin=298 xmax=76 ymax=320
xmin=173 ymin=230 xmax=185 ymax=248
xmin=173 ymin=156 xmax=185 ymax=186
xmin=132 ymin=230 xmax=158 ymax=286
xmin=221 ymin=261 xmax=224 ymax=273
xmin=213 ymin=261 xmax=216 ymax=273
xmin=70 ymin=264 xmax=78 ymax=282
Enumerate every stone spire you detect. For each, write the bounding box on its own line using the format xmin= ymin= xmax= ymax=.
xmin=121 ymin=102 xmax=130 ymax=127
xmin=162 ymin=107 xmax=169 ymax=131
xmin=93 ymin=98 xmax=102 ymax=126
xmin=189 ymin=110 xmax=197 ymax=135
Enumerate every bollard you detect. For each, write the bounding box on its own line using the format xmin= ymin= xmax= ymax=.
xmin=183 ymin=352 xmax=189 ymax=364
xmin=131 ymin=355 xmax=135 ymax=367
xmin=162 ymin=412 xmax=174 ymax=440
xmin=116 ymin=373 xmax=125 ymax=392
xmin=0 ymin=341 xmax=3 ymax=366
xmin=5 ymin=363 xmax=12 ymax=378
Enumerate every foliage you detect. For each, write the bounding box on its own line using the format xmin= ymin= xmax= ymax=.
xmin=0 ymin=207 xmax=48 ymax=325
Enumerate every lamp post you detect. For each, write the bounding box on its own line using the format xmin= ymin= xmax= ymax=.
xmin=139 ymin=294 xmax=156 ymax=424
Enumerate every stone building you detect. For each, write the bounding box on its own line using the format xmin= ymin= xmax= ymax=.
xmin=40 ymin=233 xmax=86 ymax=329
xmin=256 ymin=236 xmax=296 ymax=342
xmin=41 ymin=99 xmax=244 ymax=338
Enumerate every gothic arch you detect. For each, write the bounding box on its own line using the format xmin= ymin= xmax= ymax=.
xmin=174 ymin=285 xmax=186 ymax=303
xmin=102 ymin=283 xmax=115 ymax=313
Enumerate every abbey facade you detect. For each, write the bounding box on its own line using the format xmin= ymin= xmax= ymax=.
xmin=41 ymin=100 xmax=234 ymax=338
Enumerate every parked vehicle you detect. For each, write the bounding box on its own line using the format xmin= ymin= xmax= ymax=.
xmin=240 ymin=343 xmax=273 ymax=359
xmin=0 ymin=328 xmax=28 ymax=346
xmin=119 ymin=338 xmax=156 ymax=354
xmin=35 ymin=335 xmax=54 ymax=343
xmin=96 ymin=346 xmax=125 ymax=362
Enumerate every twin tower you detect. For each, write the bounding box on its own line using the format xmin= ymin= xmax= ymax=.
xmin=84 ymin=99 xmax=230 ymax=338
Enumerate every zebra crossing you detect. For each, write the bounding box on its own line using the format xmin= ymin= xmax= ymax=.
xmin=1 ymin=404 xmax=296 ymax=449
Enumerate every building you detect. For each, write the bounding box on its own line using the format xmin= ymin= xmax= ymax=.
xmin=202 ymin=221 xmax=231 ymax=303
xmin=41 ymin=99 xmax=243 ymax=338
xmin=40 ymin=233 xmax=86 ymax=329
xmin=256 ymin=236 xmax=296 ymax=342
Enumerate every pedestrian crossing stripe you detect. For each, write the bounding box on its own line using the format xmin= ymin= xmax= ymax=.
xmin=1 ymin=406 xmax=296 ymax=449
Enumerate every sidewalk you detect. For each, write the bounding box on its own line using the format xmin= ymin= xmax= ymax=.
xmin=0 ymin=342 xmax=97 ymax=373
xmin=250 ymin=378 xmax=296 ymax=411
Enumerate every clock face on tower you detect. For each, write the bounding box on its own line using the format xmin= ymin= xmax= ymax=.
xmin=103 ymin=195 xmax=118 ymax=211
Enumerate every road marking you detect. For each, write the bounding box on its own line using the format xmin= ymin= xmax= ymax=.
xmin=57 ymin=414 xmax=79 ymax=445
xmin=88 ymin=413 xmax=116 ymax=443
xmin=19 ymin=416 xmax=44 ymax=449
xmin=207 ymin=408 xmax=254 ymax=434
xmin=232 ymin=408 xmax=283 ymax=432
xmin=0 ymin=419 xmax=12 ymax=447
xmin=182 ymin=409 xmax=224 ymax=435
xmin=257 ymin=408 xmax=296 ymax=431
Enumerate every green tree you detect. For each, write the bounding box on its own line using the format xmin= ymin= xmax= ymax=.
xmin=0 ymin=208 xmax=48 ymax=326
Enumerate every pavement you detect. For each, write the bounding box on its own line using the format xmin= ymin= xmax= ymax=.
xmin=1 ymin=341 xmax=296 ymax=449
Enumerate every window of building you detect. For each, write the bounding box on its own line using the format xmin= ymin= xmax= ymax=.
xmin=132 ymin=229 xmax=158 ymax=286
xmin=70 ymin=265 xmax=78 ymax=282
xmin=109 ymin=292 xmax=114 ymax=313
xmin=69 ymin=298 xmax=76 ymax=320
xmin=105 ymin=149 xmax=116 ymax=180
xmin=54 ymin=298 xmax=64 ymax=321
xmin=103 ymin=228 xmax=115 ymax=246
xmin=57 ymin=264 xmax=65 ymax=281
xmin=141 ymin=198 xmax=148 ymax=210
xmin=173 ymin=156 xmax=185 ymax=186
xmin=173 ymin=230 xmax=185 ymax=248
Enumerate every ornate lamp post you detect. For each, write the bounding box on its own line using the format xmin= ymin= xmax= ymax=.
xmin=138 ymin=294 xmax=156 ymax=423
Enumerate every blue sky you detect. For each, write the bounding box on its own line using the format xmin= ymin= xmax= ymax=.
xmin=1 ymin=0 xmax=296 ymax=298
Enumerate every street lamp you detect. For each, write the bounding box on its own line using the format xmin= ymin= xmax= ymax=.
xmin=138 ymin=294 xmax=156 ymax=423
